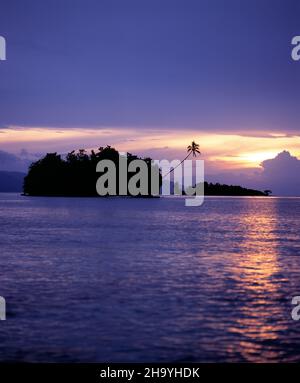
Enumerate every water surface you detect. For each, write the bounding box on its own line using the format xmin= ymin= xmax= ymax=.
xmin=0 ymin=193 xmax=300 ymax=362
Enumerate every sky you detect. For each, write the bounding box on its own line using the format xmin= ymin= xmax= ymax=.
xmin=0 ymin=0 xmax=300 ymax=194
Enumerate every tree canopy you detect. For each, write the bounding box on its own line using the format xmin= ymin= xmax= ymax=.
xmin=23 ymin=146 xmax=161 ymax=197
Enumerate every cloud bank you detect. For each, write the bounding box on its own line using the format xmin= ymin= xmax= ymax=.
xmin=0 ymin=150 xmax=33 ymax=172
xmin=259 ymin=151 xmax=300 ymax=196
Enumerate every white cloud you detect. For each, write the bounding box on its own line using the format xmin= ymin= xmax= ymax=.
xmin=259 ymin=151 xmax=300 ymax=196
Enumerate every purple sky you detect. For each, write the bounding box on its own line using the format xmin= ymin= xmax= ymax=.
xmin=0 ymin=0 xmax=300 ymax=194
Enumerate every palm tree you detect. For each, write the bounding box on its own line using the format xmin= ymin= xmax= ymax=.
xmin=163 ymin=141 xmax=201 ymax=178
xmin=187 ymin=141 xmax=201 ymax=157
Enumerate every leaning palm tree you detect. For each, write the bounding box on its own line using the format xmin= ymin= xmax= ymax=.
xmin=163 ymin=141 xmax=201 ymax=178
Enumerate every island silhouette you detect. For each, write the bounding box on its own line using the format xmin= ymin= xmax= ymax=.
xmin=23 ymin=144 xmax=270 ymax=197
xmin=23 ymin=146 xmax=161 ymax=197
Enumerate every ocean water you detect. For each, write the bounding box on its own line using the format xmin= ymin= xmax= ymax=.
xmin=0 ymin=193 xmax=300 ymax=362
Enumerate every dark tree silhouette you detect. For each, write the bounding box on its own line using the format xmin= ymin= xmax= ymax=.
xmin=23 ymin=146 xmax=161 ymax=197
xmin=183 ymin=182 xmax=269 ymax=196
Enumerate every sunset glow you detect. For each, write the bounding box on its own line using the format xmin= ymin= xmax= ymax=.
xmin=1 ymin=126 xmax=299 ymax=171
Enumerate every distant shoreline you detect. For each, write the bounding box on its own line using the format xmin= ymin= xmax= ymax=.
xmin=16 ymin=194 xmax=300 ymax=200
